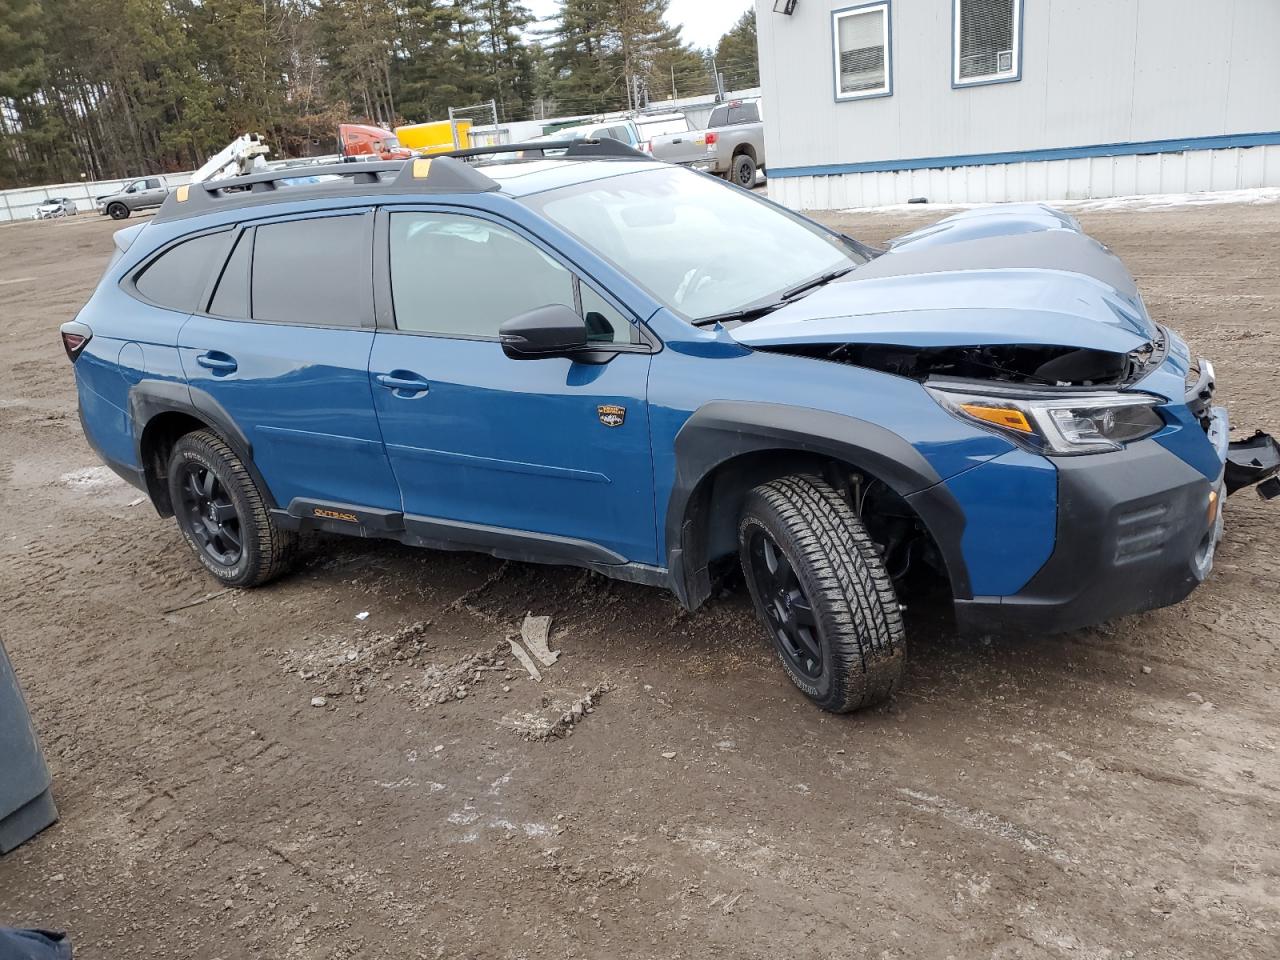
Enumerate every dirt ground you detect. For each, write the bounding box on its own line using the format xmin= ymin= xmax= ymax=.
xmin=1 ymin=196 xmax=1278 ymax=960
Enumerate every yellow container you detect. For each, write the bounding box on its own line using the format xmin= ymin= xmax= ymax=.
xmin=395 ymin=120 xmax=473 ymax=154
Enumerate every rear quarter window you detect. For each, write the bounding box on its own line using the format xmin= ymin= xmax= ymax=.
xmin=132 ymin=231 xmax=230 ymax=313
xmin=249 ymin=215 xmax=371 ymax=327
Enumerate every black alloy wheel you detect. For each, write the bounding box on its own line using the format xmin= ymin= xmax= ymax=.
xmin=176 ymin=461 xmax=243 ymax=567
xmin=745 ymin=527 xmax=823 ymax=681
xmin=737 ymin=474 xmax=904 ymax=712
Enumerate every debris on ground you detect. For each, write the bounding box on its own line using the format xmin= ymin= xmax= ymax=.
xmin=661 ymin=751 xmax=677 ymax=760
xmin=508 ymin=637 xmax=543 ymax=682
xmin=504 ymin=682 xmax=613 ymax=741
xmin=281 ymin=620 xmax=433 ymax=702
xmin=355 ymin=611 xmax=370 ymax=621
xmin=419 ymin=644 xmax=507 ymax=706
xmin=310 ymin=696 xmax=327 ymax=708
xmin=521 ymin=614 xmax=560 ymax=666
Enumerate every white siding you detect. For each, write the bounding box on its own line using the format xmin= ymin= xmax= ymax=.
xmin=757 ymin=0 xmax=1280 ymax=204
xmin=769 ymin=144 xmax=1280 ymax=209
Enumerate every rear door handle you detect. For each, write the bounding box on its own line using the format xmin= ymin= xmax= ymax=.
xmin=196 ymin=352 xmax=237 ymax=374
xmin=376 ymin=372 xmax=431 ymax=395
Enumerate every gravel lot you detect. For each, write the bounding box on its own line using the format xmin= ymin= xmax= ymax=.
xmin=1 ymin=197 xmax=1278 ymax=959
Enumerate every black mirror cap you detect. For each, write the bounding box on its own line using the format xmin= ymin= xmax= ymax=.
xmin=499 ymin=304 xmax=589 ymax=360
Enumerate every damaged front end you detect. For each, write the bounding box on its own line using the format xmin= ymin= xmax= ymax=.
xmin=1227 ymin=432 xmax=1280 ymax=499
xmin=765 ymin=336 xmax=1162 ymax=389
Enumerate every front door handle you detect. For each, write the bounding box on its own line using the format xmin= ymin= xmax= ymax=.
xmin=376 ymin=372 xmax=431 ymax=395
xmin=196 ymin=352 xmax=237 ymax=374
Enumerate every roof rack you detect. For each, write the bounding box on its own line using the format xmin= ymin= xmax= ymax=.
xmin=153 ymin=155 xmax=501 ymax=223
xmin=433 ymin=137 xmax=651 ymax=162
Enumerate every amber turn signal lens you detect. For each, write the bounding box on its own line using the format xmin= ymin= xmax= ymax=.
xmin=1207 ymin=489 xmax=1219 ymax=526
xmin=959 ymin=403 xmax=1034 ymax=433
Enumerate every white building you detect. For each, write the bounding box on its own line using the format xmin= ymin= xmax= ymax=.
xmin=755 ymin=0 xmax=1280 ymax=208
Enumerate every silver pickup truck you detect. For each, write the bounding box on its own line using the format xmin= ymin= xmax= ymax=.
xmin=650 ymin=99 xmax=766 ymax=187
xmin=96 ymin=176 xmax=170 ymax=220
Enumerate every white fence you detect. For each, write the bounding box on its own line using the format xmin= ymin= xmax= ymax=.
xmin=0 ymin=172 xmax=197 ymax=224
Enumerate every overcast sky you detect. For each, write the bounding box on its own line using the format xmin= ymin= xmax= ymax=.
xmin=524 ymin=0 xmax=753 ymax=50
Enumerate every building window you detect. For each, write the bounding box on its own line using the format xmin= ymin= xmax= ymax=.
xmin=833 ymin=2 xmax=892 ymax=101
xmin=953 ymin=0 xmax=1022 ymax=86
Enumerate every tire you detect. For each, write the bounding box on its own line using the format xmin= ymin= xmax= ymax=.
xmin=732 ymin=153 xmax=757 ymax=188
xmin=166 ymin=430 xmax=297 ymax=588
xmin=738 ymin=474 xmax=904 ymax=713
xmin=107 ymin=202 xmax=130 ymax=220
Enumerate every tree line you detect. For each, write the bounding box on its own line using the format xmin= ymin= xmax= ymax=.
xmin=0 ymin=0 xmax=759 ymax=189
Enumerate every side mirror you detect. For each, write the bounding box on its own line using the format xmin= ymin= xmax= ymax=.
xmin=499 ymin=304 xmax=589 ymax=360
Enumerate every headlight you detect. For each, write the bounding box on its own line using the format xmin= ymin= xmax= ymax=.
xmin=927 ymin=386 xmax=1165 ymax=456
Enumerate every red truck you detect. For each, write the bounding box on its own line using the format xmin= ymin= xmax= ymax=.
xmin=339 ymin=123 xmax=414 ymax=161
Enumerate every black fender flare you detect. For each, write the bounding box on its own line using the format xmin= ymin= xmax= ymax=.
xmin=128 ymin=379 xmax=277 ymax=514
xmin=665 ymin=400 xmax=971 ymax=608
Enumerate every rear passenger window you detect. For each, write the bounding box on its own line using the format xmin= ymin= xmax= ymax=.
xmin=250 ymin=215 xmax=370 ymax=327
xmin=133 ymin=232 xmax=229 ymax=312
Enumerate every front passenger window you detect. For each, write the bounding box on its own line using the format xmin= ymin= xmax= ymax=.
xmin=389 ymin=212 xmax=630 ymax=344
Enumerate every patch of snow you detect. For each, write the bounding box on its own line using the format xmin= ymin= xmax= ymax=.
xmin=59 ymin=465 xmax=123 ymax=492
xmin=841 ymin=187 xmax=1280 ymax=217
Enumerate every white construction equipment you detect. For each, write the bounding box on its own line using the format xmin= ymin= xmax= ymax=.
xmin=190 ymin=133 xmax=272 ymax=183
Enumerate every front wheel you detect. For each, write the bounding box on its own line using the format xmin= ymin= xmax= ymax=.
xmin=167 ymin=430 xmax=297 ymax=588
xmin=107 ymin=202 xmax=130 ymax=220
xmin=739 ymin=475 xmax=904 ymax=713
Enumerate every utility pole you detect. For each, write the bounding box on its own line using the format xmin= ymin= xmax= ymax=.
xmin=671 ymin=65 xmax=677 ymax=102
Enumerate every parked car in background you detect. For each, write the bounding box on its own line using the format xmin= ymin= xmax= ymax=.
xmin=528 ymin=119 xmax=643 ymax=156
xmin=634 ymin=112 xmax=691 ymax=153
xmin=97 ymin=177 xmax=169 ymax=220
xmin=651 ymin=98 xmax=766 ymax=187
xmin=33 ymin=197 xmax=79 ymax=219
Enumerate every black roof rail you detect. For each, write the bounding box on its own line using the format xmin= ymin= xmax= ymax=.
xmin=153 ymin=155 xmax=501 ymax=223
xmin=433 ymin=137 xmax=651 ymax=162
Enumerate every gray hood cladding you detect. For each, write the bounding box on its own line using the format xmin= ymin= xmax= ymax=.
xmin=732 ymin=227 xmax=1159 ymax=354
xmin=848 ymin=229 xmax=1140 ymax=300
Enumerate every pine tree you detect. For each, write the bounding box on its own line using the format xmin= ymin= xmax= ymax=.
xmin=714 ymin=8 xmax=759 ymax=91
xmin=472 ymin=0 xmax=535 ymax=121
xmin=543 ymin=0 xmax=705 ymax=115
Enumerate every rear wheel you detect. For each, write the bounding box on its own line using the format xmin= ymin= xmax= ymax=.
xmin=739 ymin=475 xmax=904 ymax=712
xmin=732 ymin=153 xmax=757 ymax=188
xmin=107 ymin=202 xmax=129 ymax=220
xmin=167 ymin=430 xmax=296 ymax=588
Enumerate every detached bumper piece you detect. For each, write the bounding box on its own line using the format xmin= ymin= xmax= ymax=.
xmin=1225 ymin=431 xmax=1280 ymax=498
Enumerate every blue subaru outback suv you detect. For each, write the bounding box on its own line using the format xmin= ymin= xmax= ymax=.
xmin=63 ymin=139 xmax=1280 ymax=712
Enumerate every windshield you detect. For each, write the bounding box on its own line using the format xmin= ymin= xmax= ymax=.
xmin=525 ymin=166 xmax=865 ymax=322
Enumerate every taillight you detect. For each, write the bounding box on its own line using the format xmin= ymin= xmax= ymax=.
xmin=60 ymin=321 xmax=92 ymax=363
xmin=704 ymin=132 xmax=718 ymax=146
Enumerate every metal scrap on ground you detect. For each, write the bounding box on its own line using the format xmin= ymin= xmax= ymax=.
xmin=507 ymin=638 xmax=542 ymax=682
xmin=520 ymin=614 xmax=560 ymax=666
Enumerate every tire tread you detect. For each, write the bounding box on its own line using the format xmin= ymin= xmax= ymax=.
xmin=740 ymin=474 xmax=904 ymax=712
xmin=169 ymin=430 xmax=296 ymax=588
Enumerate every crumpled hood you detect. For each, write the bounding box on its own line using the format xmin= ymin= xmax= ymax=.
xmin=731 ymin=205 xmax=1159 ymax=355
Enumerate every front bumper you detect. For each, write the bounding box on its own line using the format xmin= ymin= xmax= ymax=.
xmin=954 ymin=436 xmax=1225 ymax=636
